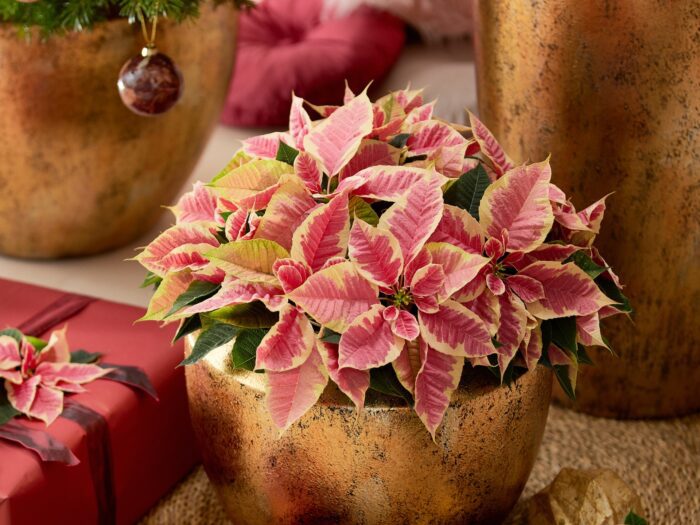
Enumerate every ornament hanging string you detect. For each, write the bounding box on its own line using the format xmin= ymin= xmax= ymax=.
xmin=137 ymin=10 xmax=159 ymax=51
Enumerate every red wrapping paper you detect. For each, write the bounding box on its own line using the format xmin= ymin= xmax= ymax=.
xmin=0 ymin=278 xmax=199 ymax=525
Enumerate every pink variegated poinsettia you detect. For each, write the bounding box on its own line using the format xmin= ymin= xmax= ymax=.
xmin=0 ymin=328 xmax=111 ymax=425
xmin=136 ymin=86 xmax=629 ymax=437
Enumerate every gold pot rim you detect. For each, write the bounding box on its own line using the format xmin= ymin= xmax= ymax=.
xmin=186 ymin=333 xmax=546 ymax=411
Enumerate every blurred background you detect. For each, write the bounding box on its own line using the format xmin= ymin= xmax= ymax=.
xmin=0 ymin=0 xmax=476 ymax=306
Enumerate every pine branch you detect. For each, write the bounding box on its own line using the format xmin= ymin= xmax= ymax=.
xmin=0 ymin=0 xmax=249 ymax=36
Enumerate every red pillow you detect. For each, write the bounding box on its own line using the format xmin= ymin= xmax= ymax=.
xmin=221 ymin=0 xmax=405 ymax=127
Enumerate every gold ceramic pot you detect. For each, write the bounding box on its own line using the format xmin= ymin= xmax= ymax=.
xmin=0 ymin=5 xmax=238 ymax=258
xmin=185 ymin=336 xmax=553 ymax=525
xmin=474 ymin=0 xmax=700 ymax=418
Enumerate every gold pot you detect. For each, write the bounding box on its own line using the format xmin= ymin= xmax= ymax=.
xmin=474 ymin=0 xmax=700 ymax=418
xmin=185 ymin=336 xmax=553 ymax=525
xmin=0 ymin=5 xmax=238 ymax=258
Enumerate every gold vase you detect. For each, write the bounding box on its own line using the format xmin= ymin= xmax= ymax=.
xmin=474 ymin=0 xmax=700 ymax=418
xmin=0 ymin=4 xmax=238 ymax=258
xmin=185 ymin=336 xmax=553 ymax=525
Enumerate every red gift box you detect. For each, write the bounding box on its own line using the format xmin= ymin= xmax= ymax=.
xmin=0 ymin=278 xmax=199 ymax=525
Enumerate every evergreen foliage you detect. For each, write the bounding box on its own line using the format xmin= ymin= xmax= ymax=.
xmin=0 ymin=0 xmax=252 ymax=36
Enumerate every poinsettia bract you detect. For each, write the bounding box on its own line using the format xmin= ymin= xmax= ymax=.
xmin=137 ymin=87 xmax=628 ymax=436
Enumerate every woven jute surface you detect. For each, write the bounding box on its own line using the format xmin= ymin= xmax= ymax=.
xmin=140 ymin=406 xmax=700 ymax=524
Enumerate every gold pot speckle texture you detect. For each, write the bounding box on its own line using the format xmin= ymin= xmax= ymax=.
xmin=185 ymin=338 xmax=553 ymax=525
xmin=0 ymin=4 xmax=238 ymax=258
xmin=474 ymin=0 xmax=700 ymax=418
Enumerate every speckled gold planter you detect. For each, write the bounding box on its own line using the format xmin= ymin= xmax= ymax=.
xmin=474 ymin=0 xmax=700 ymax=418
xmin=0 ymin=5 xmax=237 ymax=258
xmin=185 ymin=337 xmax=553 ymax=525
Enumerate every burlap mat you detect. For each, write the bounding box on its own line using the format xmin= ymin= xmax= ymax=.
xmin=140 ymin=406 xmax=700 ymax=524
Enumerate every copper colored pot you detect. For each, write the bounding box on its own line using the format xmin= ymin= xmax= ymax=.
xmin=0 ymin=5 xmax=238 ymax=258
xmin=474 ymin=0 xmax=700 ymax=418
xmin=185 ymin=336 xmax=553 ymax=525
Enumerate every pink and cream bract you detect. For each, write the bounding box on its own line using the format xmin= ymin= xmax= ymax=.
xmin=137 ymin=86 xmax=628 ymax=437
xmin=0 ymin=328 xmax=111 ymax=425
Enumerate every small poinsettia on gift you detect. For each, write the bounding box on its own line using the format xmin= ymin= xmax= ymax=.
xmin=0 ymin=328 xmax=111 ymax=425
xmin=136 ymin=85 xmax=630 ymax=437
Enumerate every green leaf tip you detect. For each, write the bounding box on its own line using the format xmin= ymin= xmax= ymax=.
xmin=624 ymin=511 xmax=648 ymax=525
xmin=180 ymin=323 xmax=239 ymax=366
xmin=231 ymin=328 xmax=268 ymax=371
xmin=443 ymin=164 xmax=490 ymax=220
xmin=275 ymin=141 xmax=299 ymax=166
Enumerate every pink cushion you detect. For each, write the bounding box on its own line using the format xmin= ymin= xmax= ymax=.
xmin=221 ymin=0 xmax=405 ymax=127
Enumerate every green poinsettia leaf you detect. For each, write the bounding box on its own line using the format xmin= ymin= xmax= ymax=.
xmin=349 ymin=196 xmax=379 ymax=226
xmin=167 ymin=281 xmax=220 ymax=316
xmin=319 ymin=328 xmax=341 ymax=345
xmin=0 ymin=329 xmax=23 ymax=344
xmin=173 ymin=315 xmax=202 ymax=343
xmin=0 ymin=405 xmax=19 ymax=426
xmin=566 ymin=251 xmax=606 ymax=279
xmin=539 ymin=321 xmax=553 ymax=364
xmin=369 ymin=364 xmax=414 ymax=406
xmin=624 ymin=511 xmax=648 ymax=525
xmin=577 ymin=343 xmax=594 ymax=366
xmin=0 ymin=389 xmax=20 ymax=425
xmin=25 ymin=336 xmax=48 ymax=351
xmin=180 ymin=323 xmax=239 ymax=366
xmin=484 ymin=354 xmax=527 ymax=386
xmin=540 ymin=345 xmax=576 ymax=400
xmin=140 ymin=271 xmax=162 ymax=289
xmin=601 ymin=334 xmax=615 ymax=356
xmin=389 ymin=133 xmax=410 ymax=149
xmin=553 ymin=364 xmax=576 ymax=400
xmin=275 ymin=141 xmax=300 ymax=166
xmin=231 ymin=328 xmax=268 ymax=371
xmin=203 ymin=301 xmax=279 ymax=329
xmin=502 ymin=362 xmax=528 ymax=387
xmin=327 ymin=176 xmax=339 ymax=193
xmin=70 ymin=349 xmax=102 ymax=364
xmin=548 ymin=317 xmax=578 ymax=356
xmin=443 ymin=164 xmax=490 ymax=220
xmin=596 ymin=277 xmax=633 ymax=314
